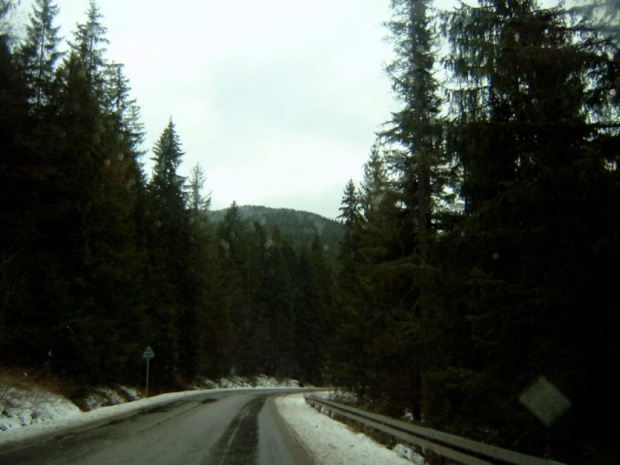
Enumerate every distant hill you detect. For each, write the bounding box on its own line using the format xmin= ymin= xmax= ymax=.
xmin=209 ymin=205 xmax=343 ymax=255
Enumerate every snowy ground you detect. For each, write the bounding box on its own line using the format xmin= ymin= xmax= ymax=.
xmin=276 ymin=394 xmax=416 ymax=465
xmin=0 ymin=384 xmax=82 ymax=433
xmin=0 ymin=377 xmax=417 ymax=464
xmin=0 ymin=388 xmax=209 ymax=447
xmin=0 ymin=375 xmax=296 ymax=441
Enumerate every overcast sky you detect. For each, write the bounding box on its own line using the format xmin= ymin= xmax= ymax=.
xmin=15 ymin=0 xmax=406 ymax=219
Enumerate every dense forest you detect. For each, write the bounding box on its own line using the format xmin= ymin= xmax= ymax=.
xmin=0 ymin=0 xmax=336 ymax=389
xmin=331 ymin=0 xmax=619 ymax=463
xmin=209 ymin=205 xmax=343 ymax=254
xmin=0 ymin=0 xmax=618 ymax=463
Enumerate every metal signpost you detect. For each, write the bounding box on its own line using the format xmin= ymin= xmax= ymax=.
xmin=143 ymin=346 xmax=155 ymax=398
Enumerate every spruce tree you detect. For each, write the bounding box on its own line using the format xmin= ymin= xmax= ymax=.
xmin=330 ymin=181 xmax=364 ymax=388
xmin=69 ymin=0 xmax=107 ymax=93
xmin=261 ymin=227 xmax=297 ymax=376
xmin=103 ymin=62 xmax=146 ymax=161
xmin=179 ymin=163 xmax=226 ymax=380
xmin=294 ymin=237 xmax=328 ymax=384
xmin=0 ymin=19 xmax=36 ymax=364
xmin=376 ymin=0 xmax=447 ymax=419
xmin=17 ymin=0 xmax=63 ymax=112
xmin=216 ymin=202 xmax=254 ymax=374
xmin=144 ymin=119 xmax=191 ymax=386
xmin=440 ymin=0 xmax=620 ymax=460
xmin=384 ymin=0 xmax=443 ymax=260
xmin=30 ymin=0 xmax=149 ymax=384
xmin=186 ymin=164 xmax=211 ymax=213
xmin=36 ymin=3 xmax=111 ymax=382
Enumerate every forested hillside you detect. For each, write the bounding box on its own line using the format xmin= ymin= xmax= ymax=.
xmin=0 ymin=0 xmax=618 ymax=463
xmin=210 ymin=205 xmax=343 ymax=254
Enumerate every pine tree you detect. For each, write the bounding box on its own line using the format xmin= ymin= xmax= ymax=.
xmin=216 ymin=202 xmax=254 ymax=374
xmin=294 ymin=236 xmax=332 ymax=384
xmin=384 ymin=0 xmax=444 ymax=262
xmin=439 ymin=0 xmax=620 ymax=460
xmin=30 ymin=2 xmax=112 ymax=382
xmin=359 ymin=144 xmax=389 ymax=219
xmin=179 ymin=163 xmax=226 ymax=380
xmin=329 ymin=181 xmax=364 ymax=388
xmin=260 ymin=227 xmax=297 ymax=376
xmin=336 ymin=179 xmax=364 ymax=309
xmin=150 ymin=119 xmax=186 ymax=206
xmin=0 ymin=19 xmax=35 ymax=363
xmin=186 ymin=164 xmax=211 ymax=213
xmin=103 ymin=62 xmax=146 ymax=161
xmin=68 ymin=0 xmax=108 ymax=94
xmin=26 ymin=0 xmax=150 ymax=384
xmin=144 ymin=119 xmax=191 ymax=386
xmin=368 ymin=0 xmax=448 ymax=419
xmin=17 ymin=0 xmax=63 ymax=112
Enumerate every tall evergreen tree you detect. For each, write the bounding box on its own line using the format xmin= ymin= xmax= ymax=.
xmin=186 ymin=164 xmax=211 ymax=213
xmin=384 ymin=0 xmax=443 ymax=260
xmin=144 ymin=119 xmax=191 ymax=386
xmin=216 ymin=202 xmax=254 ymax=374
xmin=260 ymin=227 xmax=297 ymax=376
xmin=103 ymin=62 xmax=146 ymax=161
xmin=35 ymin=4 xmax=110 ymax=382
xmin=329 ymin=181 xmax=364 ymax=388
xmin=68 ymin=0 xmax=107 ymax=92
xmin=374 ymin=0 xmax=447 ymax=419
xmin=179 ymin=163 xmax=227 ymax=380
xmin=17 ymin=0 xmax=63 ymax=112
xmin=150 ymin=119 xmax=185 ymax=204
xmin=0 ymin=16 xmax=34 ymax=363
xmin=294 ymin=235 xmax=333 ymax=385
xmin=438 ymin=0 xmax=620 ymax=460
xmin=29 ymin=0 xmax=149 ymax=384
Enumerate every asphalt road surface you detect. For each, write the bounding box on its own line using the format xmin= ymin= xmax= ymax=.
xmin=0 ymin=389 xmax=316 ymax=465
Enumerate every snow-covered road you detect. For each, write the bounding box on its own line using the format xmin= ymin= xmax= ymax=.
xmin=0 ymin=388 xmax=413 ymax=464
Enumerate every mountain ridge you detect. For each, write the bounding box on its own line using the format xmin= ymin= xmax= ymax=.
xmin=209 ymin=205 xmax=343 ymax=254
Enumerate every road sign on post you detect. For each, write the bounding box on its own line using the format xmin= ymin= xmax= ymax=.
xmin=143 ymin=346 xmax=155 ymax=397
xmin=143 ymin=346 xmax=155 ymax=359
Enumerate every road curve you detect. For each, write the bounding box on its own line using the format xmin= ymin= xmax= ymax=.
xmin=0 ymin=389 xmax=316 ymax=465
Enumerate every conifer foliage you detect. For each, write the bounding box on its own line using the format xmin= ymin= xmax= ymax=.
xmin=0 ymin=1 xmax=336 ymax=393
xmin=17 ymin=0 xmax=63 ymax=111
xmin=2 ymin=0 xmax=618 ymax=461
xmin=332 ymin=0 xmax=619 ymax=462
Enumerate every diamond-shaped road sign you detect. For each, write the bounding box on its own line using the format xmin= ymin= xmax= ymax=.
xmin=519 ymin=375 xmax=571 ymax=427
xmin=143 ymin=346 xmax=155 ymax=359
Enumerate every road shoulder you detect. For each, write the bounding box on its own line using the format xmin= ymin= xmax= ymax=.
xmin=263 ymin=395 xmax=317 ymax=464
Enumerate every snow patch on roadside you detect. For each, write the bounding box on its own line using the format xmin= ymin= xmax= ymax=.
xmin=312 ymin=389 xmax=358 ymax=404
xmin=394 ymin=444 xmax=425 ymax=464
xmin=193 ymin=374 xmax=300 ymax=390
xmin=117 ymin=385 xmax=141 ymax=401
xmin=0 ymin=389 xmax=219 ymax=447
xmin=275 ymin=393 xmax=413 ymax=465
xmin=80 ymin=387 xmax=128 ymax=411
xmin=0 ymin=374 xmax=301 ymax=444
xmin=0 ymin=386 xmax=81 ymax=432
xmin=253 ymin=375 xmax=300 ymax=388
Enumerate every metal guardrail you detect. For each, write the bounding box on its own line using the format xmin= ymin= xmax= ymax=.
xmin=305 ymin=396 xmax=567 ymax=465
